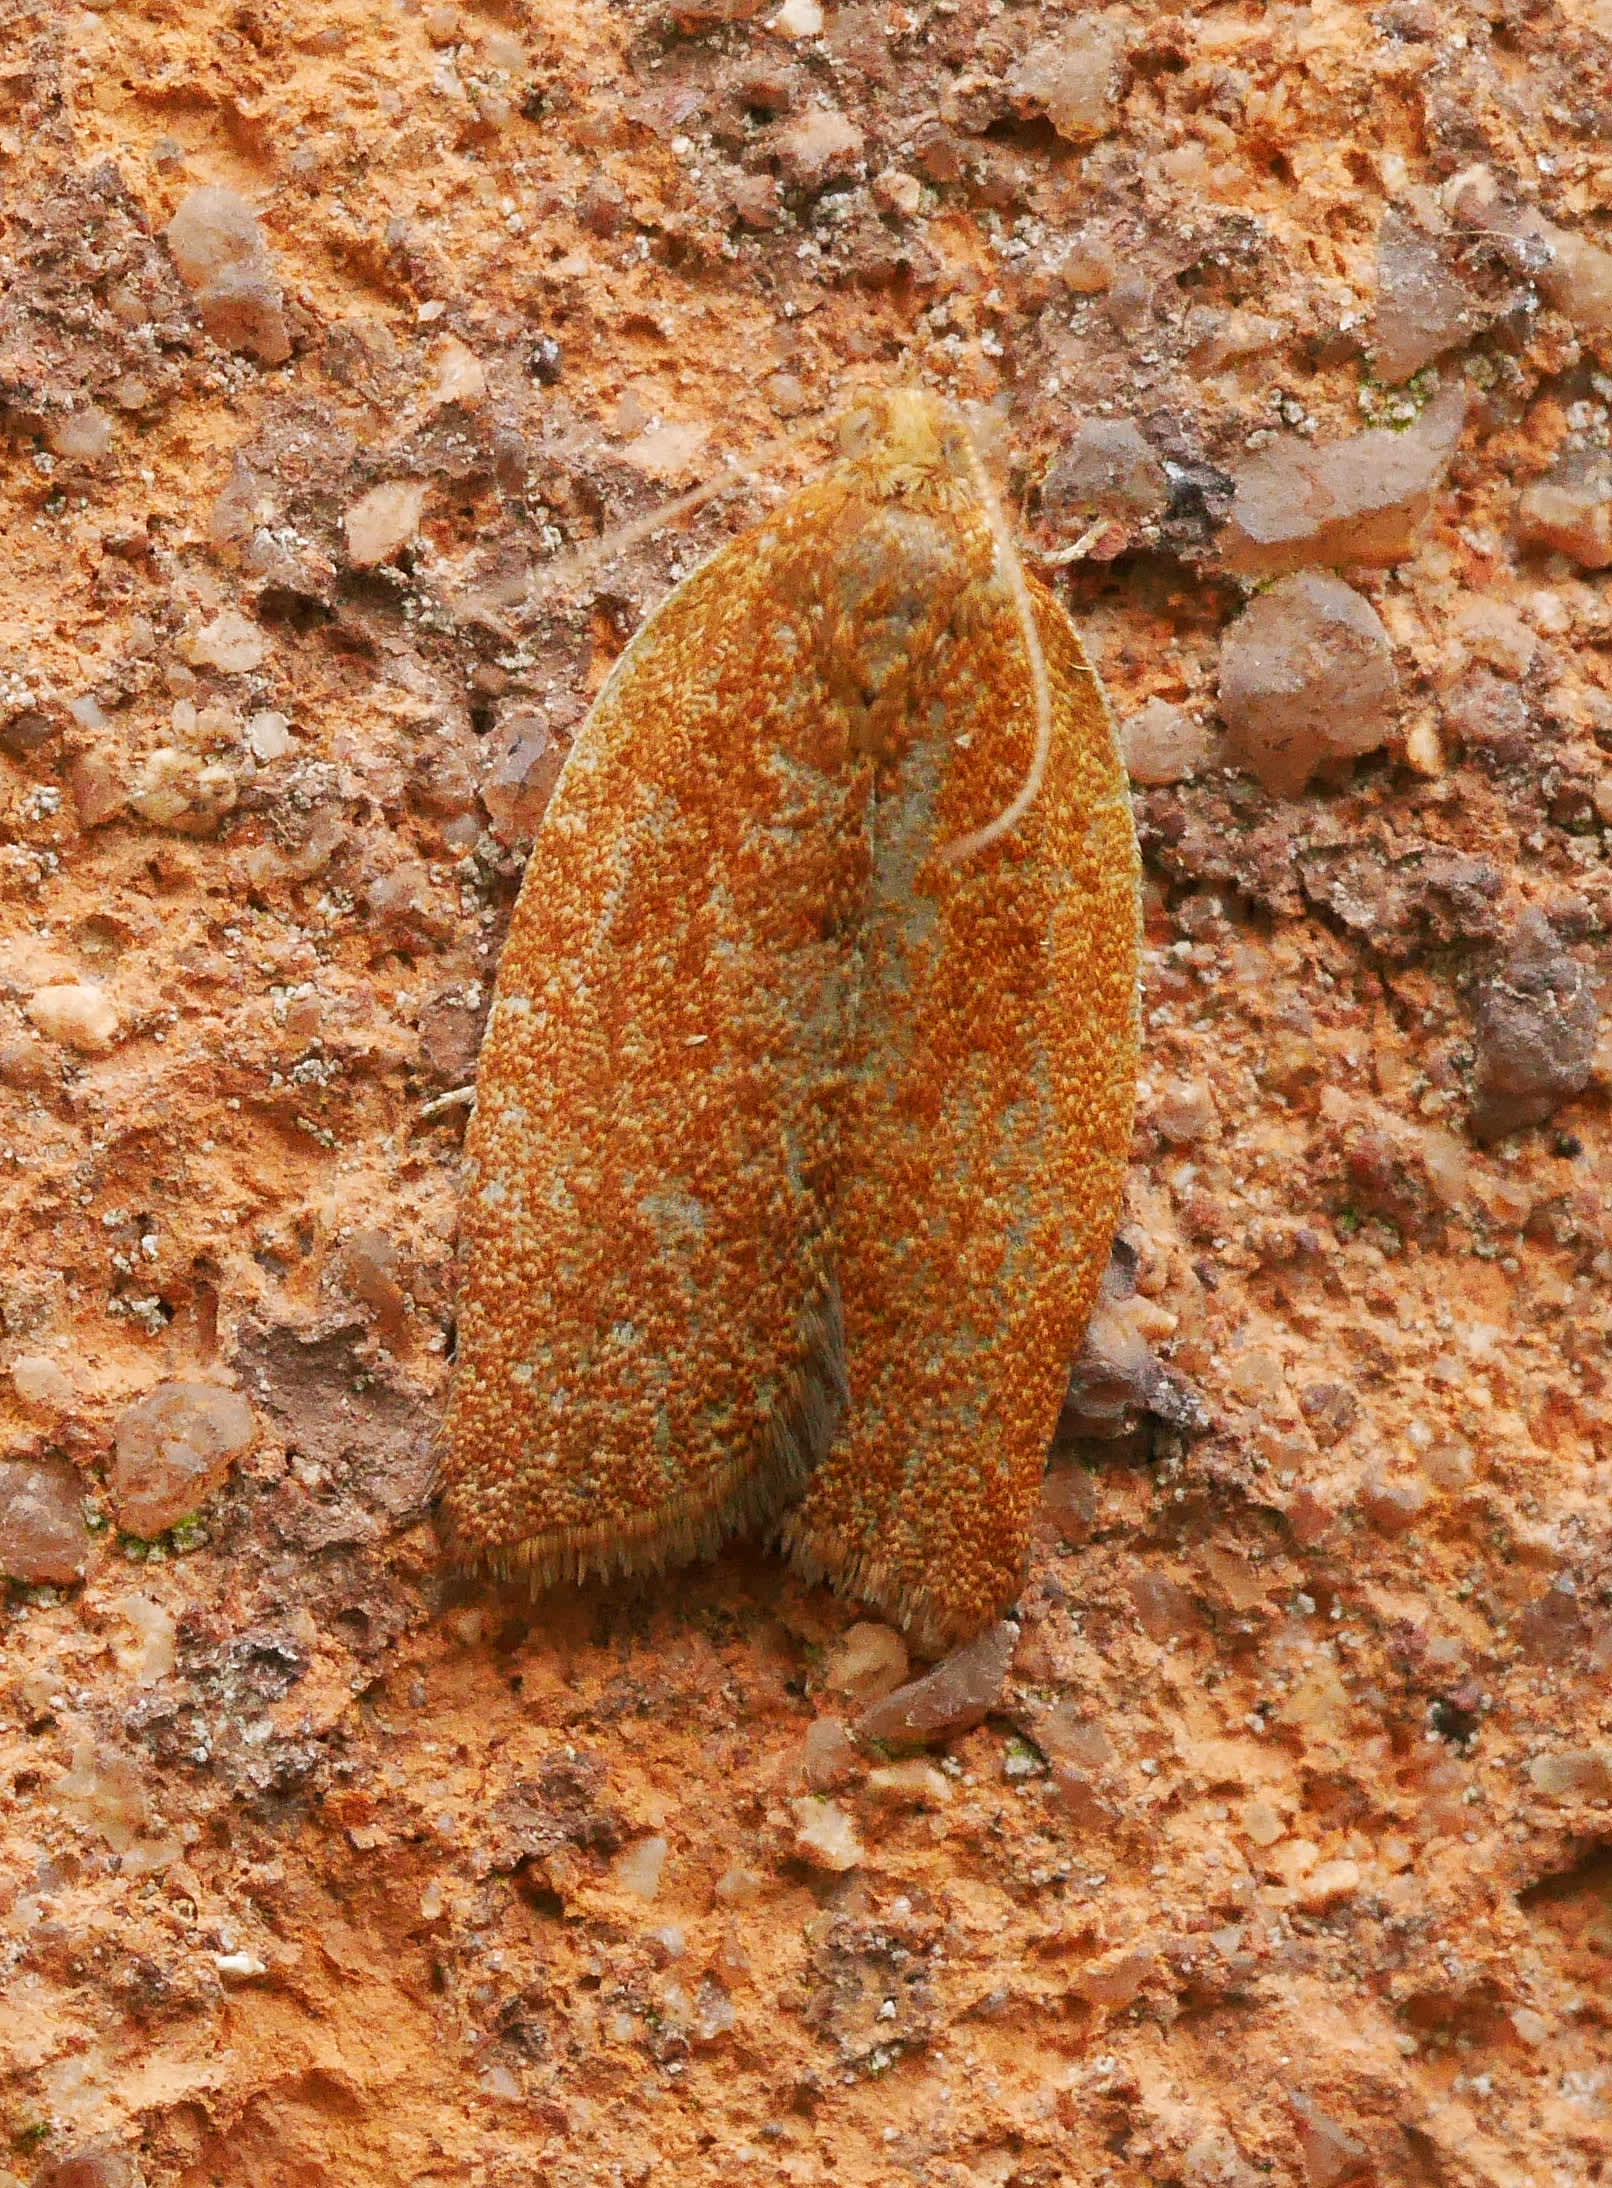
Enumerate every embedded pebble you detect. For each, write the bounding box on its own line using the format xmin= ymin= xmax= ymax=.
xmin=0 ymin=705 xmax=57 ymax=758
xmin=693 ymin=1977 xmax=736 ymax=2042
xmin=49 ymin=1740 xmax=150 ymax=1852
xmin=428 ymin=336 xmax=488 ymax=411
xmin=1186 ymin=306 xmax=1288 ymax=373
xmin=1042 ymin=417 xmax=1168 ymax=530
xmin=1061 ymin=1301 xmax=1204 ymax=1436
xmin=129 ymin=747 xmax=239 ymax=834
xmin=1288 ymin=2092 xmax=1370 ymax=2187
xmin=864 ymin=1759 xmax=953 ymax=1807
xmin=1440 ymin=667 xmax=1531 ymax=766
xmin=1537 ymin=222 xmax=1612 ymax=336
xmin=413 ymin=742 xmax=480 ymax=821
xmin=1359 ymin=1475 xmax=1429 ymax=1537
xmin=855 ymin=1619 xmax=1017 ymax=1748
xmin=1128 ymin=1569 xmax=1200 ymax=1643
xmin=790 ymin=1795 xmax=864 ymax=1872
xmin=611 ymin=1835 xmax=669 ymax=1899
xmin=246 ymin=710 xmax=293 ymax=761
xmin=1039 ymin=1460 xmax=1099 ymax=1536
xmin=69 ymin=751 xmax=129 ymax=827
xmin=1527 ymin=1748 xmax=1612 ymax=1801
xmin=1516 ymin=457 xmax=1612 ymax=569
xmin=1420 ymin=1438 xmax=1475 ymax=1491
xmin=712 ymin=1864 xmax=763 ymax=1905
xmin=179 ymin=609 xmax=267 ymax=675
xmin=47 ymin=405 xmax=115 ymax=463
xmin=110 ymin=1380 xmax=257 ymax=1536
xmin=480 ymin=712 xmax=565 ymax=845
xmin=12 ymin=1353 xmax=73 ymax=1412
xmin=27 ymin=981 xmax=121 ymax=1055
xmin=165 ymin=185 xmax=291 ymax=364
xmin=733 ymin=177 xmax=782 ymax=232
xmin=1009 ymin=15 xmax=1129 ymax=144
xmin=0 ymin=1035 xmax=53 ymax=1090
xmin=1240 ymin=1798 xmax=1286 ymax=1847
xmin=1056 ymin=228 xmax=1116 ymax=294
xmin=1450 ymin=593 xmax=1535 ymax=678
xmin=622 ymin=421 xmax=710 ymax=482
xmin=1120 ymin=698 xmax=1208 ymax=787
xmin=113 ymin=1593 xmax=177 ymax=1684
xmin=1448 ymin=164 xmax=1612 ymax=339
xmin=1218 ymin=386 xmax=1464 ymax=576
xmin=344 ymin=1228 xmax=409 ymax=1333
xmin=771 ymin=109 xmax=863 ymax=191
xmin=214 ymin=1951 xmax=269 ymax=1982
xmin=871 ymin=168 xmax=922 ymax=220
xmin=803 ymin=1716 xmax=860 ymax=1791
xmin=823 ymin=1620 xmax=909 ymax=1703
xmin=345 ymin=480 xmax=428 ymax=569
xmin=1070 ymin=1947 xmax=1155 ymax=2007
xmin=364 ymin=855 xmax=430 ymax=916
xmin=1294 ymin=1858 xmax=1361 ymax=1911
xmin=1470 ymin=909 xmax=1597 ymax=1142
xmin=1151 ymin=1076 xmax=1217 ymax=1146
xmin=0 ymin=1459 xmax=91 ymax=1584
xmin=1219 ymin=571 xmax=1400 ymax=796
xmin=1372 ymin=206 xmax=1480 ymax=383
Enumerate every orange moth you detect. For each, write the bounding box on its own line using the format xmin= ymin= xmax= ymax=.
xmin=437 ymin=389 xmax=1140 ymax=1650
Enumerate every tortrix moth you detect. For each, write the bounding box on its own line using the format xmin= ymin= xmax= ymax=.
xmin=438 ymin=388 xmax=1140 ymax=1651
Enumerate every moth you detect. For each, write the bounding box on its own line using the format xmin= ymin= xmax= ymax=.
xmin=437 ymin=389 xmax=1140 ymax=1651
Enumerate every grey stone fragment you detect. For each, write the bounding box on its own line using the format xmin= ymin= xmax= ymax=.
xmin=1220 ymin=571 xmax=1400 ymax=796
xmin=1043 ymin=417 xmax=1169 ymax=528
xmin=166 ymin=186 xmax=290 ymax=364
xmin=1219 ymin=385 xmax=1464 ymax=576
xmin=1516 ymin=453 xmax=1612 ymax=569
xmin=855 ymin=1619 xmax=1017 ymax=1748
xmin=0 ymin=1459 xmax=91 ymax=1585
xmin=111 ymin=1381 xmax=257 ymax=1536
xmin=1470 ymin=909 xmax=1598 ymax=1142
xmin=1373 ymin=206 xmax=1482 ymax=383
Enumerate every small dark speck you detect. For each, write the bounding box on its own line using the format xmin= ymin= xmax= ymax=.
xmin=1429 ymin=1695 xmax=1480 ymax=1747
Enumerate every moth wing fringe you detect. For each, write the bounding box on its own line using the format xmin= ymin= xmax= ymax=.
xmin=476 ymin=1437 xmax=801 ymax=1594
xmin=777 ymin=1522 xmax=998 ymax=1659
xmin=454 ymin=1279 xmax=848 ymax=1597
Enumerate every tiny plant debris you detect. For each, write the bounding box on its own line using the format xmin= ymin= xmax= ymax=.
xmin=438 ymin=389 xmax=1140 ymax=1649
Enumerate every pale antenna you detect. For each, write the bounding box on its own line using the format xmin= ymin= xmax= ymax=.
xmin=937 ymin=415 xmax=1054 ymax=867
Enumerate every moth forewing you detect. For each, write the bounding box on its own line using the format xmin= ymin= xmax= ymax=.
xmin=439 ymin=390 xmax=1141 ymax=1646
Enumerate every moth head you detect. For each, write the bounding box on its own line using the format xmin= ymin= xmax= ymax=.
xmin=836 ymin=389 xmax=974 ymax=486
xmin=832 ymin=392 xmax=1052 ymax=868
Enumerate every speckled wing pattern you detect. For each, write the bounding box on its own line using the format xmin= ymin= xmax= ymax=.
xmin=438 ymin=391 xmax=1140 ymax=1647
xmin=777 ymin=508 xmax=1140 ymax=1648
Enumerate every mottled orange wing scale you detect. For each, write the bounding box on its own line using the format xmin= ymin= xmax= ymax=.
xmin=438 ymin=391 xmax=1140 ymax=1645
xmin=778 ymin=527 xmax=1139 ymax=1648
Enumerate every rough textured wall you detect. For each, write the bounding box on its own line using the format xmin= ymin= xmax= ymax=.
xmin=2 ymin=1 xmax=1612 ymax=2184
